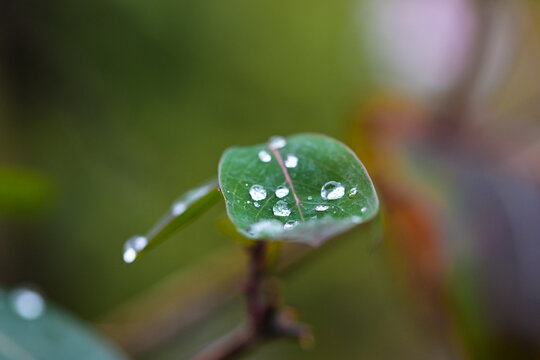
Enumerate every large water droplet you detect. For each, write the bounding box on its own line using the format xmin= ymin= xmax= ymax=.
xmin=249 ymin=184 xmax=267 ymax=201
xmin=284 ymin=220 xmax=298 ymax=230
xmin=273 ymin=200 xmax=291 ymax=217
xmin=10 ymin=288 xmax=45 ymax=320
xmin=284 ymin=154 xmax=298 ymax=168
xmin=315 ymin=205 xmax=329 ymax=212
xmin=269 ymin=135 xmax=286 ymax=149
xmin=275 ymin=185 xmax=289 ymax=198
xmin=258 ymin=150 xmax=272 ymax=163
xmin=321 ymin=181 xmax=345 ymax=200
xmin=348 ymin=187 xmax=358 ymax=199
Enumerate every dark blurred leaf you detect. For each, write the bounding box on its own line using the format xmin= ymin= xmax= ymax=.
xmin=0 ymin=287 xmax=126 ymax=360
xmin=218 ymin=134 xmax=379 ymax=246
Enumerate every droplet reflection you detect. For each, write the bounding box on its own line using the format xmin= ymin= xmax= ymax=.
xmin=249 ymin=184 xmax=267 ymax=201
xmin=321 ymin=181 xmax=345 ymax=200
xmin=284 ymin=154 xmax=298 ymax=168
xmin=258 ymin=150 xmax=272 ymax=163
xmin=275 ymin=185 xmax=289 ymax=198
xmin=273 ymin=200 xmax=291 ymax=217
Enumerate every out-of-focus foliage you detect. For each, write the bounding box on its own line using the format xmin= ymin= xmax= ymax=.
xmin=0 ymin=287 xmax=126 ymax=359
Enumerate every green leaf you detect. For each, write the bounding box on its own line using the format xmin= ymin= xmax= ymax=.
xmin=0 ymin=287 xmax=127 ymax=360
xmin=218 ymin=134 xmax=379 ymax=246
xmin=123 ymin=178 xmax=221 ymax=263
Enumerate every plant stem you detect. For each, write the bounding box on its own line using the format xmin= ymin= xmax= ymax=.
xmin=190 ymin=241 xmax=310 ymax=360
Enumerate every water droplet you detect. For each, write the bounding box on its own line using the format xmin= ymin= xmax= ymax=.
xmin=171 ymin=201 xmax=187 ymax=216
xmin=348 ymin=187 xmax=358 ymax=199
xmin=10 ymin=288 xmax=45 ymax=320
xmin=284 ymin=154 xmax=298 ymax=168
xmin=131 ymin=236 xmax=148 ymax=251
xmin=321 ymin=181 xmax=345 ymax=200
xmin=269 ymin=135 xmax=286 ymax=149
xmin=307 ymin=196 xmax=313 ymax=200
xmin=275 ymin=185 xmax=289 ymax=198
xmin=246 ymin=200 xmax=251 ymax=204
xmin=249 ymin=185 xmax=267 ymax=201
xmin=361 ymin=207 xmax=367 ymax=213
xmin=122 ymin=235 xmax=148 ymax=264
xmin=273 ymin=200 xmax=291 ymax=217
xmin=123 ymin=247 xmax=137 ymax=264
xmin=258 ymin=150 xmax=272 ymax=162
xmin=284 ymin=220 xmax=298 ymax=230
xmin=315 ymin=205 xmax=329 ymax=212
xmin=254 ymin=202 xmax=260 ymax=208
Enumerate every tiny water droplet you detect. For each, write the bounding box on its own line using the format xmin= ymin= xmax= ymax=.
xmin=254 ymin=202 xmax=260 ymax=208
xmin=275 ymin=185 xmax=289 ymax=198
xmin=10 ymin=288 xmax=45 ymax=320
xmin=171 ymin=202 xmax=187 ymax=216
xmin=315 ymin=205 xmax=329 ymax=212
xmin=361 ymin=207 xmax=367 ymax=213
xmin=284 ymin=154 xmax=298 ymax=168
xmin=269 ymin=135 xmax=286 ymax=149
xmin=284 ymin=220 xmax=298 ymax=230
xmin=258 ymin=150 xmax=272 ymax=163
xmin=246 ymin=200 xmax=251 ymax=204
xmin=131 ymin=236 xmax=148 ymax=251
xmin=249 ymin=185 xmax=267 ymax=201
xmin=348 ymin=187 xmax=358 ymax=199
xmin=321 ymin=181 xmax=345 ymax=200
xmin=273 ymin=200 xmax=291 ymax=217
xmin=307 ymin=196 xmax=313 ymax=200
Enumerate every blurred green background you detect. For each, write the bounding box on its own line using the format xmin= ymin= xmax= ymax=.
xmin=2 ymin=0 xmax=540 ymax=359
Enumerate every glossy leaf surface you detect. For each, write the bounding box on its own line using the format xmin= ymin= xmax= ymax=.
xmin=123 ymin=178 xmax=221 ymax=263
xmin=218 ymin=134 xmax=379 ymax=245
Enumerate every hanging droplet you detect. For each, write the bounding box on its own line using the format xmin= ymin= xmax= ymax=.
xmin=284 ymin=154 xmax=298 ymax=168
xmin=249 ymin=184 xmax=267 ymax=201
xmin=284 ymin=220 xmax=298 ymax=230
xmin=10 ymin=288 xmax=45 ymax=320
xmin=321 ymin=181 xmax=345 ymax=200
xmin=273 ymin=200 xmax=291 ymax=217
xmin=275 ymin=185 xmax=289 ymax=198
xmin=122 ymin=235 xmax=148 ymax=264
xmin=269 ymin=135 xmax=286 ymax=149
xmin=348 ymin=187 xmax=358 ymax=199
xmin=258 ymin=150 xmax=272 ymax=163
xmin=315 ymin=205 xmax=329 ymax=212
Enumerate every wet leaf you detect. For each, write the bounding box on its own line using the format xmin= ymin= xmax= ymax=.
xmin=0 ymin=287 xmax=126 ymax=360
xmin=123 ymin=178 xmax=221 ymax=263
xmin=218 ymin=134 xmax=379 ymax=246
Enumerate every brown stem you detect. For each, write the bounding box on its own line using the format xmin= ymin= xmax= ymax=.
xmin=190 ymin=241 xmax=310 ymax=360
